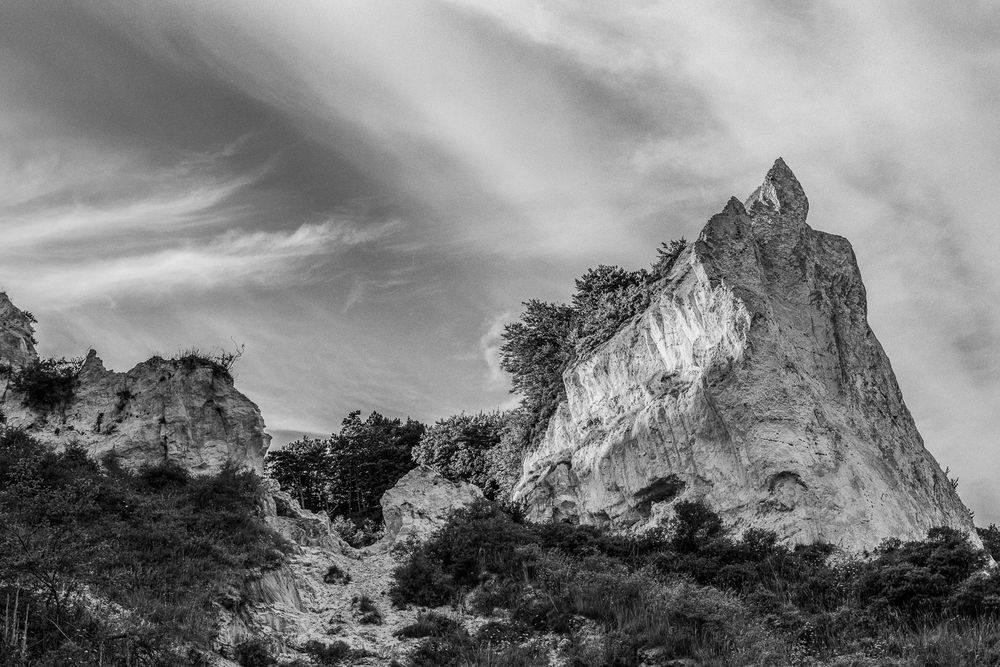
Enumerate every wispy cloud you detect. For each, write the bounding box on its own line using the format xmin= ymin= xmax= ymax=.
xmin=0 ymin=218 xmax=401 ymax=306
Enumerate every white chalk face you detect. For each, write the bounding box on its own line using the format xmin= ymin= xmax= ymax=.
xmin=0 ymin=1 xmax=998 ymax=520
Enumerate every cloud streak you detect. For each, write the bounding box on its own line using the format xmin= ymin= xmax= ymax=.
xmin=1 ymin=218 xmax=402 ymax=306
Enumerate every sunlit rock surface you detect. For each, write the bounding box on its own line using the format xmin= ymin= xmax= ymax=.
xmin=372 ymin=465 xmax=484 ymax=550
xmin=514 ymin=159 xmax=978 ymax=552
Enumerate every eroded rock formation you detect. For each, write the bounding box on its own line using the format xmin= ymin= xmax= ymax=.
xmin=372 ymin=465 xmax=484 ymax=550
xmin=0 ymin=298 xmax=269 ymax=475
xmin=513 ymin=159 xmax=977 ymax=552
xmin=0 ymin=292 xmax=37 ymax=368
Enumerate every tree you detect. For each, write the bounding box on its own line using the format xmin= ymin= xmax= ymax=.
xmin=264 ymin=437 xmax=331 ymax=510
xmin=570 ymin=265 xmax=652 ymax=355
xmin=327 ymin=410 xmax=424 ymax=521
xmin=413 ymin=411 xmax=528 ymax=500
xmin=265 ymin=411 xmax=425 ymax=523
xmin=499 ymin=300 xmax=574 ymax=445
xmin=652 ymin=238 xmax=688 ymax=277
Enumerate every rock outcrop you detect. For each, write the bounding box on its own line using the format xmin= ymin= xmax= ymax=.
xmin=0 ymin=298 xmax=269 ymax=475
xmin=514 ymin=159 xmax=977 ymax=552
xmin=0 ymin=292 xmax=38 ymax=368
xmin=371 ymin=465 xmax=484 ymax=550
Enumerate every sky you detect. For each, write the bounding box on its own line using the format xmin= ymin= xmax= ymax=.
xmin=1 ymin=1 xmax=999 ymax=521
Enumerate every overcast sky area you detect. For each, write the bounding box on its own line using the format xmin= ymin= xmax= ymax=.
xmin=1 ymin=1 xmax=999 ymax=520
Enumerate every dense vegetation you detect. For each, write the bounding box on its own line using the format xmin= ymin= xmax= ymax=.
xmin=389 ymin=499 xmax=1000 ymax=667
xmin=412 ymin=410 xmax=529 ymax=501
xmin=265 ymin=410 xmax=424 ymax=545
xmin=0 ymin=427 xmax=288 ymax=666
xmin=499 ymin=238 xmax=688 ymax=445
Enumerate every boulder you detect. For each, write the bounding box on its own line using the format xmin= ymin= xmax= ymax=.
xmin=371 ymin=465 xmax=484 ymax=549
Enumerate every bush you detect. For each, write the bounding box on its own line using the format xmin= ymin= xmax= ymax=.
xmin=173 ymin=343 xmax=245 ymax=381
xmin=858 ymin=527 xmax=988 ymax=614
xmin=395 ymin=612 xmax=463 ymax=639
xmin=235 ymin=638 xmax=275 ymax=667
xmin=570 ymin=264 xmax=653 ymax=356
xmin=323 ymin=563 xmax=351 ymax=585
xmin=301 ymin=640 xmax=371 ymax=665
xmin=499 ymin=239 xmax=688 ymax=445
xmin=0 ymin=428 xmax=290 ymax=662
xmin=652 ymin=238 xmax=688 ymax=277
xmin=353 ymin=594 xmax=382 ymax=625
xmin=10 ymin=357 xmax=81 ymax=413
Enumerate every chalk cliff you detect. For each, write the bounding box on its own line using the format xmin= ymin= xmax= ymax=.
xmin=0 ymin=301 xmax=268 ymax=474
xmin=513 ymin=159 xmax=977 ymax=552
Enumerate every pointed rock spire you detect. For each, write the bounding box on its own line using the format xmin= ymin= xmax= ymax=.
xmin=745 ymin=157 xmax=809 ymax=222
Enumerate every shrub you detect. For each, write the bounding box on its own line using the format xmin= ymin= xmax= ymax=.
xmin=323 ymin=563 xmax=351 ymax=585
xmin=301 ymin=640 xmax=371 ymax=665
xmin=174 ymin=343 xmax=245 ymax=381
xmin=499 ymin=239 xmax=688 ymax=445
xmin=395 ymin=612 xmax=463 ymax=639
xmin=353 ymin=594 xmax=382 ymax=625
xmin=10 ymin=357 xmax=81 ymax=413
xmin=390 ymin=546 xmax=456 ymax=608
xmin=858 ymin=527 xmax=988 ymax=614
xmin=235 ymin=638 xmax=275 ymax=667
xmin=670 ymin=499 xmax=725 ymax=553
xmin=977 ymin=524 xmax=1000 ymax=562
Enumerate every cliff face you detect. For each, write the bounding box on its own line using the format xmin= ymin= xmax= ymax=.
xmin=0 ymin=299 xmax=269 ymax=474
xmin=514 ymin=159 xmax=976 ymax=552
xmin=0 ymin=293 xmax=38 ymax=368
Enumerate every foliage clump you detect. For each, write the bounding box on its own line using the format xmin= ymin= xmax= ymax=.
xmin=173 ymin=343 xmax=245 ymax=381
xmin=389 ymin=497 xmax=1000 ymax=667
xmin=9 ymin=357 xmax=82 ymax=414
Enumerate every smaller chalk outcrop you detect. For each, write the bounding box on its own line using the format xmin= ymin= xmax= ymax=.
xmin=260 ymin=478 xmax=348 ymax=551
xmin=371 ymin=465 xmax=484 ymax=550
